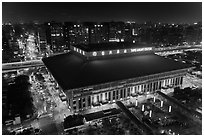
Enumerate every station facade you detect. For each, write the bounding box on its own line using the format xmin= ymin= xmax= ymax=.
xmin=65 ymin=68 xmax=187 ymax=112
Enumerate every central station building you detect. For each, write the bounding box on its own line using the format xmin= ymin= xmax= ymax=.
xmin=42 ymin=42 xmax=193 ymax=112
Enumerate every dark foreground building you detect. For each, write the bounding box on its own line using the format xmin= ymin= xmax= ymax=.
xmin=42 ymin=42 xmax=192 ymax=112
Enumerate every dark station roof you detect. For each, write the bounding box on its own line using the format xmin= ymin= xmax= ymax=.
xmin=73 ymin=42 xmax=154 ymax=52
xmin=42 ymin=51 xmax=190 ymax=90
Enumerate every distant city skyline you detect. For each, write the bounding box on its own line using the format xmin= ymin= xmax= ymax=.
xmin=2 ymin=2 xmax=202 ymax=24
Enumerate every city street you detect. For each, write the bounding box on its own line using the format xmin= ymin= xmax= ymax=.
xmin=183 ymin=74 xmax=202 ymax=89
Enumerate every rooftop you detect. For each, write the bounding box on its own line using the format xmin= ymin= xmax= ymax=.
xmin=72 ymin=42 xmax=154 ymax=52
xmin=42 ymin=51 xmax=190 ymax=90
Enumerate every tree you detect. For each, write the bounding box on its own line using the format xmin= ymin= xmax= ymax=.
xmin=7 ymin=75 xmax=35 ymax=120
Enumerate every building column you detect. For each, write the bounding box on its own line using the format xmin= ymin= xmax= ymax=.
xmin=124 ymin=88 xmax=127 ymax=99
xmin=145 ymin=84 xmax=148 ymax=92
xmin=175 ymin=77 xmax=178 ymax=86
xmin=70 ymin=98 xmax=73 ymax=110
xmin=170 ymin=78 xmax=173 ymax=85
xmin=151 ymin=82 xmax=154 ymax=92
xmin=138 ymin=85 xmax=141 ymax=92
xmin=132 ymin=86 xmax=135 ymax=94
xmin=111 ymin=91 xmax=113 ymax=102
xmin=180 ymin=76 xmax=183 ymax=86
xmin=157 ymin=81 xmax=160 ymax=90
xmin=155 ymin=81 xmax=158 ymax=90
xmin=142 ymin=84 xmax=145 ymax=92
xmin=178 ymin=77 xmax=181 ymax=86
xmin=175 ymin=77 xmax=177 ymax=86
xmin=161 ymin=80 xmax=164 ymax=87
xmin=76 ymin=98 xmax=79 ymax=111
xmin=85 ymin=96 xmax=88 ymax=108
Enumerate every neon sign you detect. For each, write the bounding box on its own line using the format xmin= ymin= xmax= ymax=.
xmin=131 ymin=47 xmax=152 ymax=52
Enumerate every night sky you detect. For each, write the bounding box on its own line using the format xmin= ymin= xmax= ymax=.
xmin=2 ymin=2 xmax=202 ymax=24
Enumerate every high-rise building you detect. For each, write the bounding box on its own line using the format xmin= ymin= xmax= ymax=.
xmin=64 ymin=22 xmax=89 ymax=47
xmin=108 ymin=22 xmax=125 ymax=42
xmin=36 ymin=24 xmax=48 ymax=56
xmin=2 ymin=24 xmax=20 ymax=62
xmin=45 ymin=22 xmax=65 ymax=52
xmin=2 ymin=29 xmax=13 ymax=63
xmin=83 ymin=22 xmax=109 ymax=44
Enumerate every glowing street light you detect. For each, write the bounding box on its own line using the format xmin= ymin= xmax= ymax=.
xmin=135 ymin=99 xmax=138 ymax=107
xmin=149 ymin=110 xmax=152 ymax=118
xmin=142 ymin=104 xmax=145 ymax=111
xmin=160 ymin=100 xmax=163 ymax=107
xmin=168 ymin=105 xmax=172 ymax=112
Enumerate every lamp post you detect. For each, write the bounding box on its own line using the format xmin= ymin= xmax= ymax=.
xmin=149 ymin=110 xmax=152 ymax=118
xmin=142 ymin=104 xmax=145 ymax=111
xmin=160 ymin=100 xmax=163 ymax=108
xmin=135 ymin=99 xmax=138 ymax=107
xmin=168 ymin=105 xmax=172 ymax=112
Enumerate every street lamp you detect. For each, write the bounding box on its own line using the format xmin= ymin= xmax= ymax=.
xmin=168 ymin=106 xmax=172 ymax=112
xmin=142 ymin=104 xmax=145 ymax=111
xmin=149 ymin=110 xmax=152 ymax=118
xmin=135 ymin=99 xmax=138 ymax=107
xmin=160 ymin=101 xmax=163 ymax=108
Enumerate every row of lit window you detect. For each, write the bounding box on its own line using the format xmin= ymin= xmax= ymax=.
xmin=51 ymin=33 xmax=63 ymax=37
xmin=73 ymin=47 xmax=85 ymax=55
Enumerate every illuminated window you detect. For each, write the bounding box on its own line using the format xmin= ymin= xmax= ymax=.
xmin=74 ymin=25 xmax=76 ymax=27
xmin=109 ymin=50 xmax=112 ymax=54
xmin=79 ymin=50 xmax=81 ymax=54
xmin=101 ymin=51 xmax=105 ymax=56
xmin=77 ymin=25 xmax=80 ymax=27
xmin=124 ymin=49 xmax=127 ymax=53
xmin=117 ymin=50 xmax=120 ymax=54
xmin=82 ymin=51 xmax=85 ymax=55
xmin=93 ymin=52 xmax=97 ymax=56
xmin=76 ymin=48 xmax=78 ymax=52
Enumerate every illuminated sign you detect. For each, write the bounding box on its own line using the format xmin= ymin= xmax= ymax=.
xmin=93 ymin=52 xmax=97 ymax=56
xmin=109 ymin=50 xmax=112 ymax=54
xmin=131 ymin=47 xmax=152 ymax=53
xmin=101 ymin=51 xmax=105 ymax=56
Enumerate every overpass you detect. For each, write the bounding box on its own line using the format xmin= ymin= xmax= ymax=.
xmin=156 ymin=91 xmax=202 ymax=119
xmin=116 ymin=101 xmax=154 ymax=135
xmin=154 ymin=45 xmax=201 ymax=52
xmin=2 ymin=45 xmax=201 ymax=73
xmin=2 ymin=60 xmax=44 ymax=73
